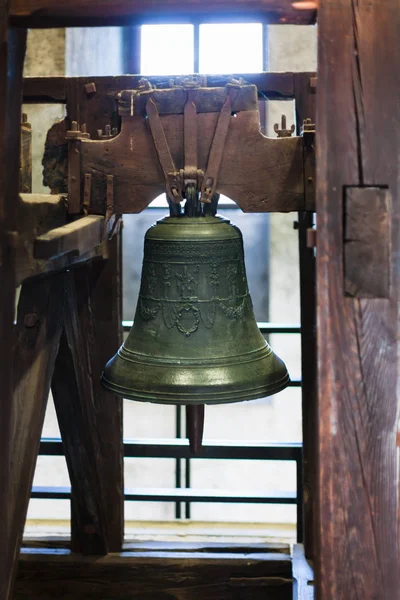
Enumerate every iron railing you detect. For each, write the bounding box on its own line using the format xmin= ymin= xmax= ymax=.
xmin=34 ymin=321 xmax=303 ymax=541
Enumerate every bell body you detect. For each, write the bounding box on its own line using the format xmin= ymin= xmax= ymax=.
xmin=102 ymin=215 xmax=289 ymax=404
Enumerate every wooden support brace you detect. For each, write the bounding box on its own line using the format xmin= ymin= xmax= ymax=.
xmin=51 ymin=271 xmax=109 ymax=555
xmin=0 ymin=18 xmax=27 ymax=600
xmin=5 ymin=275 xmax=64 ymax=600
xmin=81 ymin=231 xmax=124 ymax=551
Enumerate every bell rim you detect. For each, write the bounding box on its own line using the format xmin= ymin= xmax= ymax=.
xmin=101 ymin=371 xmax=290 ymax=405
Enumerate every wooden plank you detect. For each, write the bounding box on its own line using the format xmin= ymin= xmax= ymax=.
xmin=80 ymin=233 xmax=124 ymax=551
xmin=344 ymin=186 xmax=391 ymax=298
xmin=51 ymin=272 xmax=109 ymax=555
xmin=10 ymin=0 xmax=316 ymax=27
xmin=22 ymin=538 xmax=291 ymax=555
xmin=82 ymin=111 xmax=305 ymax=214
xmin=23 ymin=73 xmax=296 ymax=105
xmin=34 ymin=214 xmax=105 ymax=259
xmin=5 ymin=275 xmax=64 ymax=600
xmin=316 ymin=0 xmax=400 ymax=598
xmin=15 ymin=549 xmax=292 ymax=599
xmin=0 ymin=19 xmax=27 ymax=600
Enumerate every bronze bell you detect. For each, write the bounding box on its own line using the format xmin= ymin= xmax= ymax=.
xmin=102 ymin=201 xmax=290 ymax=452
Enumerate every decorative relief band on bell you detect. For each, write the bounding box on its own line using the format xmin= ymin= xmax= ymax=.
xmin=137 ymin=238 xmax=251 ymax=337
xmin=117 ymin=343 xmax=275 ymax=366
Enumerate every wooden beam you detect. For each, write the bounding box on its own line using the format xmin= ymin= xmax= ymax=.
xmin=294 ymin=73 xmax=317 ymax=560
xmin=5 ymin=275 xmax=64 ymax=600
xmin=23 ymin=73 xmax=296 ymax=105
xmin=0 ymin=17 xmax=27 ymax=600
xmin=51 ymin=272 xmax=109 ymax=555
xmin=78 ymin=232 xmax=124 ymax=551
xmin=10 ymin=0 xmax=316 ymax=27
xmin=34 ymin=214 xmax=106 ymax=260
xmin=316 ymin=0 xmax=400 ymax=598
xmin=82 ymin=110 xmax=305 ymax=214
xmin=16 ymin=548 xmax=292 ymax=599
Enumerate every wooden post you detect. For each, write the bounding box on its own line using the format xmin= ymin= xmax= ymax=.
xmin=83 ymin=232 xmax=124 ymax=551
xmin=52 ymin=271 xmax=109 ymax=555
xmin=316 ymin=1 xmax=400 ymax=597
xmin=0 ymin=10 xmax=27 ymax=598
xmin=294 ymin=73 xmax=317 ymax=560
xmin=4 ymin=275 xmax=64 ymax=599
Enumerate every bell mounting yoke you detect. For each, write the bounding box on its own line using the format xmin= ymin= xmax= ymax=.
xmin=141 ymin=77 xmax=244 ymax=204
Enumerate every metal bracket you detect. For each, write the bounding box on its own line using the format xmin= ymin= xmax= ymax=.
xmin=200 ymin=82 xmax=241 ymax=203
xmin=146 ymin=96 xmax=182 ymax=201
xmin=274 ymin=114 xmax=295 ymax=138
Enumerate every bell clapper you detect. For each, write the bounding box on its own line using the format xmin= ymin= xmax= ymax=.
xmin=186 ymin=404 xmax=205 ymax=455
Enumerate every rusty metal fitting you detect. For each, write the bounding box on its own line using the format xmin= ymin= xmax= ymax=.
xmin=84 ymin=82 xmax=97 ymax=95
xmin=274 ymin=115 xmax=296 ymax=138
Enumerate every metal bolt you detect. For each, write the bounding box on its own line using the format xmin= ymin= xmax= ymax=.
xmin=24 ymin=313 xmax=38 ymax=328
xmin=84 ymin=82 xmax=97 ymax=95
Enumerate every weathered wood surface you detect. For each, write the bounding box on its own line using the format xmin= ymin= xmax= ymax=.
xmin=316 ymin=0 xmax=400 ymax=598
xmin=20 ymin=115 xmax=32 ymax=193
xmin=5 ymin=276 xmax=64 ymax=600
xmin=81 ymin=232 xmax=124 ymax=551
xmin=15 ymin=194 xmax=110 ymax=284
xmin=10 ymin=0 xmax=316 ymax=27
xmin=0 ymin=17 xmax=26 ymax=600
xmin=52 ymin=272 xmax=109 ymax=555
xmin=294 ymin=74 xmax=317 ymax=560
xmin=22 ymin=538 xmax=291 ymax=555
xmin=23 ymin=73 xmax=296 ymax=105
xmin=82 ymin=110 xmax=304 ymax=214
xmin=16 ymin=549 xmax=292 ymax=599
xmin=34 ymin=214 xmax=106 ymax=259
xmin=344 ymin=186 xmax=391 ymax=298
xmin=42 ymin=118 xmax=68 ymax=193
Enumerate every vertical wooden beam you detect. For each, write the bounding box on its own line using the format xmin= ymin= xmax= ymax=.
xmin=0 ymin=10 xmax=27 ymax=598
xmin=122 ymin=25 xmax=141 ymax=74
xmin=85 ymin=232 xmax=124 ymax=551
xmin=316 ymin=1 xmax=400 ymax=597
xmin=294 ymin=73 xmax=317 ymax=560
xmin=5 ymin=275 xmax=64 ymax=600
xmin=52 ymin=271 xmax=109 ymax=555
